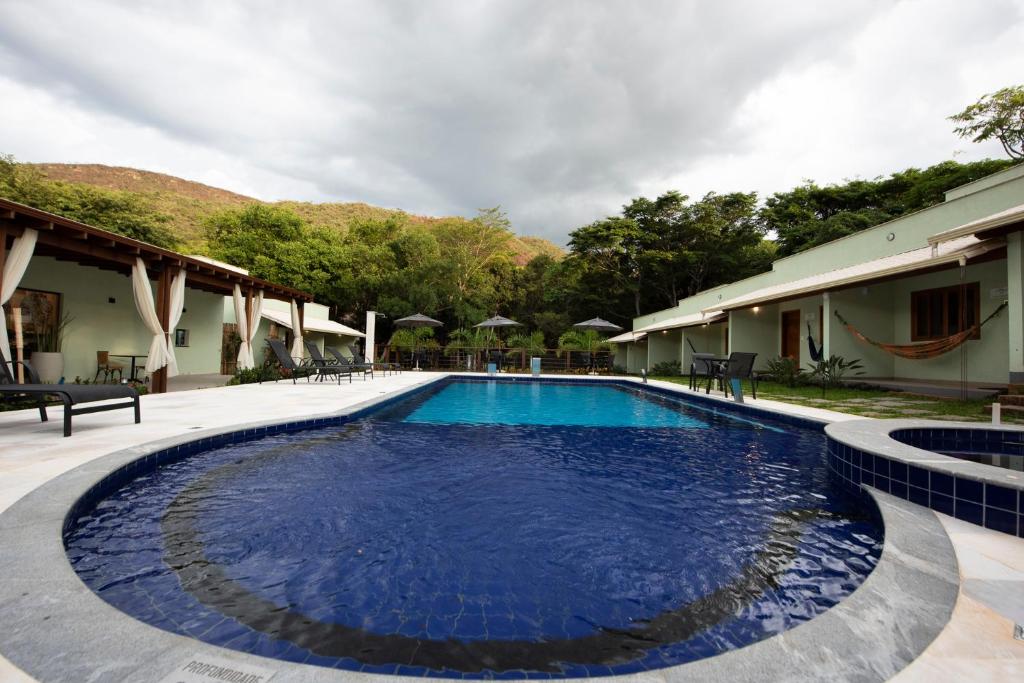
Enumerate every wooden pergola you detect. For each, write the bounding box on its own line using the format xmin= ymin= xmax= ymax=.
xmin=0 ymin=197 xmax=314 ymax=392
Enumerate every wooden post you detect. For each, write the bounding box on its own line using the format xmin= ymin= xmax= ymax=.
xmin=151 ymin=267 xmax=173 ymax=394
xmin=0 ymin=225 xmax=7 ymax=286
xmin=297 ymin=300 xmax=305 ymax=336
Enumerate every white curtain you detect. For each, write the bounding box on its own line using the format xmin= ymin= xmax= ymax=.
xmin=0 ymin=228 xmax=38 ymax=363
xmin=163 ymin=269 xmax=187 ymax=377
xmin=233 ymin=285 xmax=250 ymax=369
xmin=132 ymin=258 xmax=173 ymax=375
xmin=290 ymin=299 xmax=303 ymax=358
xmin=234 ymin=285 xmax=263 ymax=370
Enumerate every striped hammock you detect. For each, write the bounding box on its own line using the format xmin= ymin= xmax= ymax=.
xmin=834 ymin=301 xmax=1007 ymax=360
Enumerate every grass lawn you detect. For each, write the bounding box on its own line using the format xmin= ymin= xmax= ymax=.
xmin=650 ymin=376 xmax=1012 ymax=423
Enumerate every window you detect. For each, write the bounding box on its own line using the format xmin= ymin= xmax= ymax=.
xmin=4 ymin=288 xmax=62 ymax=355
xmin=910 ymin=282 xmax=980 ymax=341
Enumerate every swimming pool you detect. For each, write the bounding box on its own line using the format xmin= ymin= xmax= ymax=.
xmin=64 ymin=378 xmax=882 ymax=678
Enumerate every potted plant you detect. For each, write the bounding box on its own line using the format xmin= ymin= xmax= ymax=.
xmin=24 ymin=294 xmax=73 ymax=383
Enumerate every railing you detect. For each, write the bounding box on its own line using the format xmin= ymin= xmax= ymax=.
xmin=375 ymin=346 xmax=620 ymax=374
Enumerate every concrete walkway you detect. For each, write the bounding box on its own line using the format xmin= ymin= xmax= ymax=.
xmin=0 ymin=373 xmax=1020 ymax=681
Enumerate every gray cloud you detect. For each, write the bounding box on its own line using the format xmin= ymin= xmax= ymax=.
xmin=0 ymin=0 xmax=1022 ymax=243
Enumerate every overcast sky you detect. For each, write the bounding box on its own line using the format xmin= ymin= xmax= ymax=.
xmin=1 ymin=0 xmax=1022 ymax=244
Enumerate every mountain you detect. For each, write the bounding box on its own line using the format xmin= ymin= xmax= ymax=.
xmin=31 ymin=163 xmax=564 ymax=264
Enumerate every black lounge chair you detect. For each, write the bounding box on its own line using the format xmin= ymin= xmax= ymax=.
xmin=345 ymin=343 xmax=400 ymax=375
xmin=707 ymin=352 xmax=759 ymax=399
xmin=266 ymin=339 xmax=349 ymax=384
xmin=320 ymin=344 xmax=374 ymax=380
xmin=302 ymin=341 xmax=354 ymax=384
xmin=689 ymin=352 xmax=718 ymax=391
xmin=1 ymin=359 xmax=140 ymax=437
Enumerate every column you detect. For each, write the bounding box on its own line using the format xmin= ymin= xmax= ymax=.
xmin=1007 ymin=232 xmax=1024 ymax=383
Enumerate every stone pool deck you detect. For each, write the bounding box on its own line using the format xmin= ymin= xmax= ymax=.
xmin=0 ymin=372 xmax=1020 ymax=681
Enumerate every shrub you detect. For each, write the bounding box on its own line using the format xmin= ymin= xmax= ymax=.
xmin=228 ymin=365 xmax=281 ymax=385
xmin=764 ymin=356 xmax=806 ymax=387
xmin=807 ymin=355 xmax=865 ymax=396
xmin=650 ymin=360 xmax=682 ymax=377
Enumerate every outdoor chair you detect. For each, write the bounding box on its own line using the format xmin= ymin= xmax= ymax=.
xmin=323 ymin=344 xmax=374 ymax=380
xmin=266 ymin=339 xmax=347 ymax=384
xmin=301 ymin=341 xmax=354 ymax=383
xmin=1 ymin=359 xmax=140 ymax=437
xmin=689 ymin=353 xmax=718 ymax=391
xmin=706 ymin=352 xmax=759 ymax=399
xmin=347 ymin=343 xmax=400 ymax=375
xmin=599 ymin=353 xmax=615 ymax=374
xmin=94 ymin=351 xmax=125 ymax=383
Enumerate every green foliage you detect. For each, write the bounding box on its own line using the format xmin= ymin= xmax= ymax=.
xmin=763 ymin=356 xmax=806 ymax=387
xmin=444 ymin=327 xmax=497 ymax=354
xmin=0 ymin=155 xmax=179 ymax=248
xmin=227 ymin=365 xmax=281 ymax=385
xmin=950 ymin=85 xmax=1024 ymax=160
xmin=556 ymin=329 xmax=611 ymax=355
xmin=761 ymin=159 xmax=1016 ymax=256
xmin=389 ymin=327 xmax=439 ymax=352
xmin=506 ymin=330 xmax=547 ymax=356
xmin=807 ymin=355 xmax=865 ymax=396
xmin=650 ymin=360 xmax=683 ymax=376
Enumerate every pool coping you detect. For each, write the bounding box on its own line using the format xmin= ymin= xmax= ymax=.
xmin=0 ymin=375 xmax=960 ymax=682
xmin=826 ymin=419 xmax=1024 ymax=538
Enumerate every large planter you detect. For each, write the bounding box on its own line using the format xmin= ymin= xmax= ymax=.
xmin=30 ymin=352 xmax=65 ymax=384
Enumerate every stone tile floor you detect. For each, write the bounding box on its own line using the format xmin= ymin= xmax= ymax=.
xmin=0 ymin=373 xmax=1020 ymax=681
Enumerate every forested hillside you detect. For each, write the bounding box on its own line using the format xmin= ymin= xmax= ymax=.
xmin=1 ymin=155 xmax=1015 ymax=343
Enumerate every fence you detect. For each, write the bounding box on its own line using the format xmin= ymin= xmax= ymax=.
xmin=376 ymin=346 xmax=620 ymax=374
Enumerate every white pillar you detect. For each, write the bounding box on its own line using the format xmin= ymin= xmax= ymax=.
xmin=1007 ymin=233 xmax=1024 ymax=384
xmin=364 ymin=311 xmax=377 ymax=364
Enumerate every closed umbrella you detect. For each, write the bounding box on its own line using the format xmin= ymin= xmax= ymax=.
xmin=474 ymin=315 xmax=523 ymax=369
xmin=394 ymin=313 xmax=443 ymax=370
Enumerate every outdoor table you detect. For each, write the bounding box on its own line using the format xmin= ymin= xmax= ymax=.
xmin=109 ymin=354 xmax=148 ymax=382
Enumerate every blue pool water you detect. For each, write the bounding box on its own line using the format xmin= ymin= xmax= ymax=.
xmin=65 ymin=379 xmax=882 ymax=678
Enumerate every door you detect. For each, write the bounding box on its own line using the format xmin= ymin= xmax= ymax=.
xmin=781 ymin=310 xmax=801 ymax=360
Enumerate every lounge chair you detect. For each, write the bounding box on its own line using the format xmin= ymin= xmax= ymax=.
xmin=302 ymin=341 xmax=355 ymax=383
xmin=344 ymin=344 xmax=399 ymax=376
xmin=707 ymin=352 xmax=758 ymax=399
xmin=1 ymin=360 xmax=140 ymax=437
xmin=266 ymin=339 xmax=349 ymax=384
xmin=689 ymin=352 xmax=718 ymax=391
xmin=321 ymin=344 xmax=374 ymax=380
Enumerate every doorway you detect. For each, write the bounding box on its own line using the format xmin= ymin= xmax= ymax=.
xmin=781 ymin=309 xmax=801 ymax=360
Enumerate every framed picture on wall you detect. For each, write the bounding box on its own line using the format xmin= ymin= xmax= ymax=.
xmin=174 ymin=329 xmax=190 ymax=347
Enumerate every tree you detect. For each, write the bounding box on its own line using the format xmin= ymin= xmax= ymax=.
xmin=950 ymin=85 xmax=1024 ymax=160
xmin=0 ymin=154 xmax=179 ymax=249
xmin=760 ymin=159 xmax=1015 ymax=256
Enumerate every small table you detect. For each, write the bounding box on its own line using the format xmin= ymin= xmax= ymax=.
xmin=109 ymin=354 xmax=148 ymax=382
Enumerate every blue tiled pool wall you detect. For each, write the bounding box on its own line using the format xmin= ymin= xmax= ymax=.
xmin=891 ymin=427 xmax=1024 ymax=458
xmin=62 ymin=376 xmax=821 ymax=543
xmin=826 ymin=435 xmax=1022 ymax=537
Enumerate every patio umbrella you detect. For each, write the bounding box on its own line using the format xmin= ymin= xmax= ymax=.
xmin=474 ymin=315 xmax=523 ymax=366
xmin=394 ymin=313 xmax=443 ymax=370
xmin=572 ymin=317 xmax=622 ymax=368
xmin=572 ymin=317 xmax=623 ymax=333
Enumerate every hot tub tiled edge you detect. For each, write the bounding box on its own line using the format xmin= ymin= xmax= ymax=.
xmin=826 ymin=419 xmax=1024 ymax=538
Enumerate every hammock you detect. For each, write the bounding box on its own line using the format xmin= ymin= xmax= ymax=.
xmin=807 ymin=322 xmax=824 ymax=362
xmin=834 ymin=301 xmax=1007 ymax=360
